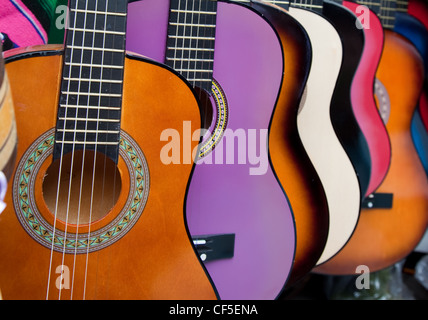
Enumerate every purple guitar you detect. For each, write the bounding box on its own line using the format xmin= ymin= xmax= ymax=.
xmin=126 ymin=0 xmax=295 ymax=299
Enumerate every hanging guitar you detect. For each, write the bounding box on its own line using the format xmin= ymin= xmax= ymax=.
xmin=0 ymin=0 xmax=217 ymax=299
xmin=315 ymin=0 xmax=428 ymax=275
xmin=127 ymin=0 xmax=296 ymax=299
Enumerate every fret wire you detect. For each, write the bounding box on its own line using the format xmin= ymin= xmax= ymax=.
xmin=166 ymin=57 xmax=214 ymax=62
xmin=67 ymin=45 xmax=124 ymax=53
xmin=60 ymin=104 xmax=121 ymax=110
xmin=63 ymin=77 xmax=123 ymax=84
xmin=57 ymin=129 xmax=120 ymax=134
xmin=170 ymin=22 xmax=216 ymax=28
xmin=170 ymin=9 xmax=216 ymax=15
xmin=70 ymin=8 xmax=126 ymax=16
xmin=175 ymin=68 xmax=214 ymax=72
xmin=166 ymin=47 xmax=215 ymax=52
xmin=61 ymin=91 xmax=122 ymax=97
xmin=67 ymin=27 xmax=126 ymax=35
xmin=58 ymin=117 xmax=120 ymax=122
xmin=55 ymin=140 xmax=120 ymax=145
xmin=186 ymin=79 xmax=213 ymax=82
xmin=64 ymin=62 xmax=124 ymax=69
xmin=169 ymin=35 xmax=216 ymax=40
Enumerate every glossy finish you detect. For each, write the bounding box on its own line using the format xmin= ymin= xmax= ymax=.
xmin=250 ymin=1 xmax=329 ymax=287
xmin=394 ymin=11 xmax=428 ymax=176
xmin=127 ymin=0 xmax=295 ymax=299
xmin=322 ymin=0 xmax=372 ymax=199
xmin=342 ymin=0 xmax=392 ymax=196
xmin=315 ymin=31 xmax=428 ymax=275
xmin=287 ymin=7 xmax=361 ymax=266
xmin=0 ymin=49 xmax=217 ymax=299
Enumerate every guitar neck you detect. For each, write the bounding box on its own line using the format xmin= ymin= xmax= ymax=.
xmin=165 ymin=0 xmax=217 ymax=92
xmin=396 ymin=0 xmax=409 ymax=12
xmin=54 ymin=0 xmax=127 ymax=163
xmin=355 ymin=0 xmax=382 ymax=15
xmin=379 ymin=0 xmax=397 ymax=29
xmin=289 ymin=0 xmax=324 ymax=13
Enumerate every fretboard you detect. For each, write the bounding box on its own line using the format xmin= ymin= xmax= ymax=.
xmin=396 ymin=0 xmax=408 ymax=12
xmin=379 ymin=0 xmax=397 ymax=29
xmin=356 ymin=0 xmax=381 ymax=15
xmin=290 ymin=0 xmax=324 ymax=14
xmin=255 ymin=1 xmax=290 ymax=10
xmin=165 ymin=0 xmax=217 ymax=92
xmin=54 ymin=0 xmax=127 ymax=163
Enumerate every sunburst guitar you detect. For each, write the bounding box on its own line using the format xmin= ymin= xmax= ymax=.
xmin=246 ymin=0 xmax=329 ymax=288
xmin=0 ymin=0 xmax=217 ymax=299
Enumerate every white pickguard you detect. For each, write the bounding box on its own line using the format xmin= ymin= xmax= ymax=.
xmin=289 ymin=7 xmax=361 ymax=265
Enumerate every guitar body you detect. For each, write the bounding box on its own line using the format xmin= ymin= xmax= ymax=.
xmin=287 ymin=7 xmax=361 ymax=266
xmin=322 ymin=1 xmax=371 ymax=199
xmin=127 ymin=0 xmax=296 ymax=299
xmin=408 ymin=0 xmax=428 ymax=133
xmin=0 ymin=48 xmax=17 ymax=181
xmin=249 ymin=2 xmax=329 ymax=287
xmin=342 ymin=0 xmax=392 ymax=196
xmin=315 ymin=30 xmax=428 ymax=275
xmin=412 ymin=109 xmax=428 ymax=176
xmin=0 ymin=48 xmax=217 ymax=300
xmin=394 ymin=11 xmax=428 ymax=176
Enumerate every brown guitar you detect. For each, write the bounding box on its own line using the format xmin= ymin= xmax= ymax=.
xmin=0 ymin=0 xmax=217 ymax=299
xmin=315 ymin=11 xmax=428 ymax=275
xmin=0 ymin=43 xmax=17 ymax=183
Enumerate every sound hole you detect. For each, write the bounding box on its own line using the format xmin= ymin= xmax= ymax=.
xmin=42 ymin=150 xmax=122 ymax=225
xmin=195 ymin=87 xmax=214 ymax=131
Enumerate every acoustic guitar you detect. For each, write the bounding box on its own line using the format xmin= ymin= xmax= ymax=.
xmin=0 ymin=44 xmax=17 ymax=184
xmin=315 ymin=0 xmax=428 ymax=275
xmin=393 ymin=0 xmax=428 ymax=176
xmin=232 ymin=0 xmax=330 ymax=288
xmin=0 ymin=0 xmax=217 ymax=299
xmin=322 ymin=0 xmax=372 ymax=200
xmin=273 ymin=0 xmax=361 ymax=266
xmin=405 ymin=0 xmax=428 ymax=156
xmin=127 ymin=0 xmax=296 ymax=299
xmin=341 ymin=0 xmax=392 ymax=197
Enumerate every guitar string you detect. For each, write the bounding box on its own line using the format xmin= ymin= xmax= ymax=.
xmin=45 ymin=0 xmax=80 ymax=300
xmin=69 ymin=0 xmax=101 ymax=300
xmin=172 ymin=0 xmax=181 ymax=76
xmin=58 ymin=0 xmax=93 ymax=300
xmin=82 ymin=0 xmax=112 ymax=300
xmin=199 ymin=0 xmax=209 ymax=136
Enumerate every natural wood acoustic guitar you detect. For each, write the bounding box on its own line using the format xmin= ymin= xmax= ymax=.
xmin=127 ymin=0 xmax=297 ymax=299
xmin=0 ymin=0 xmax=217 ymax=299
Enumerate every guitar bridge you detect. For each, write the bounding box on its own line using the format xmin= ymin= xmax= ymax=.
xmin=192 ymin=234 xmax=235 ymax=262
xmin=362 ymin=193 xmax=393 ymax=209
